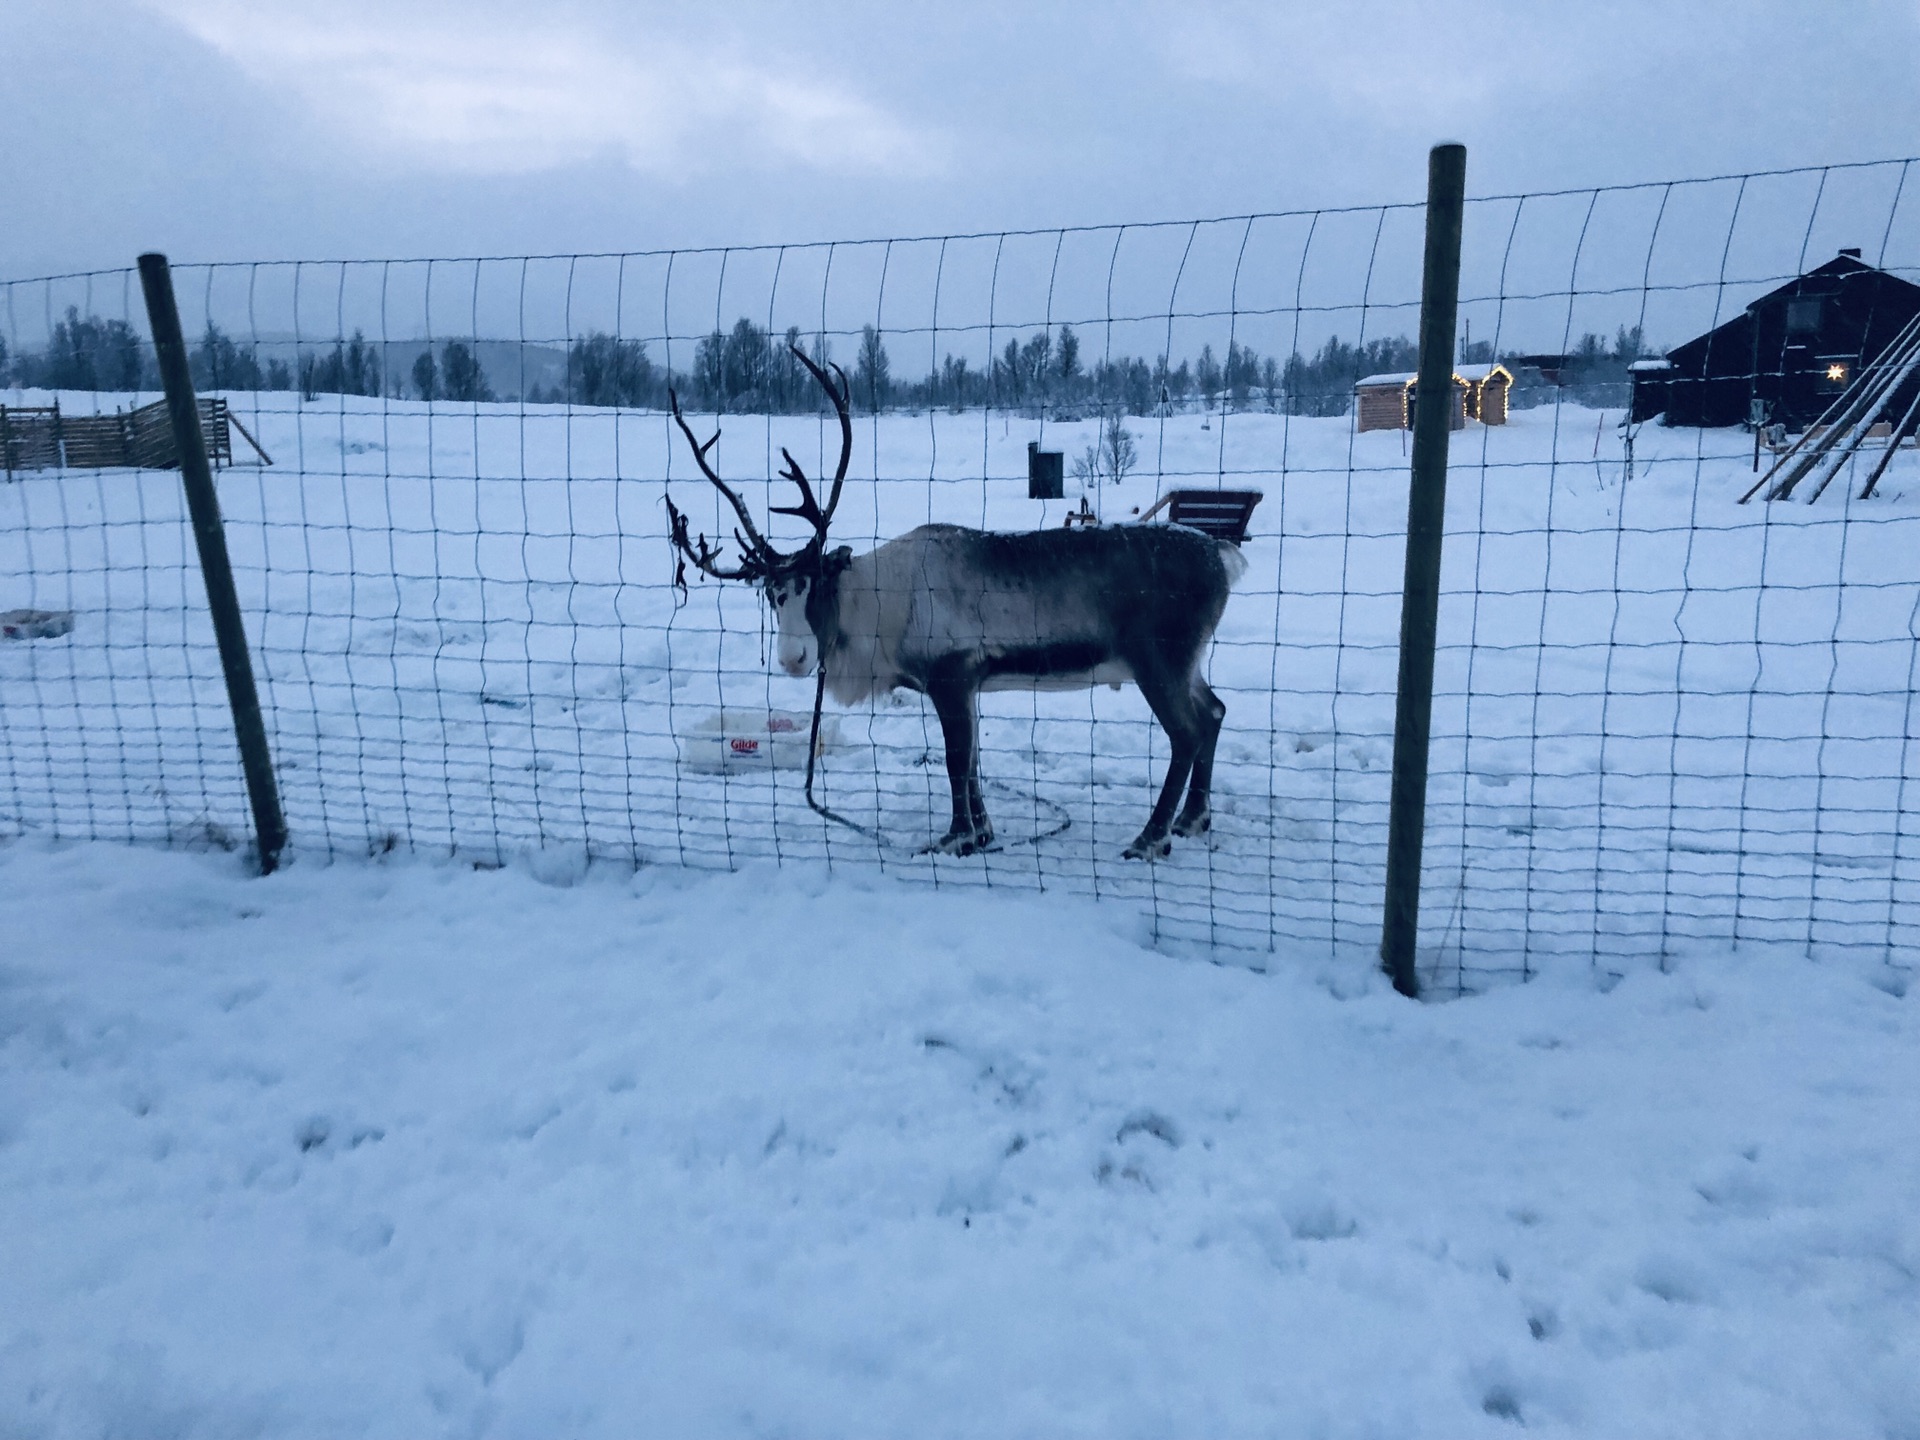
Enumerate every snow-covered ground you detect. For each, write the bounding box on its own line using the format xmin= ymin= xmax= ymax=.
xmin=4 ymin=392 xmax=1920 ymax=986
xmin=1 ymin=839 xmax=1916 ymax=1438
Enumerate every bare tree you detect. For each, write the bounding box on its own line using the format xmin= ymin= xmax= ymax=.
xmin=1072 ymin=411 xmax=1138 ymax=487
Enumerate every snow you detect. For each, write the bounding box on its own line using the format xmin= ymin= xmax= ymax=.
xmin=1 ymin=838 xmax=1916 ymax=1437
xmin=4 ymin=394 xmax=1920 ymax=987
xmin=1351 ymin=368 xmax=1512 ymax=391
xmin=1355 ymin=365 xmax=1506 ymax=387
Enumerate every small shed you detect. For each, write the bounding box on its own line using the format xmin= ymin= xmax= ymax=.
xmin=1354 ymin=371 xmax=1418 ymax=432
xmin=1458 ymin=362 xmax=1513 ymax=425
xmin=1354 ymin=366 xmax=1512 ymax=433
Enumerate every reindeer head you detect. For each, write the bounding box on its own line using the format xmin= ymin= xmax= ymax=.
xmin=666 ymin=346 xmax=854 ymax=677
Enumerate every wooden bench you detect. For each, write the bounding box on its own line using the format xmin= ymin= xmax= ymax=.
xmin=1137 ymin=488 xmax=1264 ymax=544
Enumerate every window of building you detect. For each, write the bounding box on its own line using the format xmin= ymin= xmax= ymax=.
xmin=1786 ymin=296 xmax=1824 ymax=335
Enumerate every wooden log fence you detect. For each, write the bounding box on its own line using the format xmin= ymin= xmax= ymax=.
xmin=0 ymin=396 xmax=259 ymax=479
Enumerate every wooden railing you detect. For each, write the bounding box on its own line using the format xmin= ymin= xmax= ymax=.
xmin=0 ymin=396 xmax=268 ymax=478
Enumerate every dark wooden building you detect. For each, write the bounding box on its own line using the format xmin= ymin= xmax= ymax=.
xmin=1630 ymin=250 xmax=1920 ymax=431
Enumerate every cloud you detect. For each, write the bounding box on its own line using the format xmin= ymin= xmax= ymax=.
xmin=1163 ymin=6 xmax=1606 ymax=124
xmin=142 ymin=0 xmax=943 ymax=179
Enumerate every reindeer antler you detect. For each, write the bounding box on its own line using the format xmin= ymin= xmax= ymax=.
xmin=664 ymin=348 xmax=853 ymax=583
xmin=770 ymin=347 xmax=853 ymax=543
xmin=664 ymin=495 xmax=769 ymax=584
xmin=669 ymin=389 xmax=777 ymax=563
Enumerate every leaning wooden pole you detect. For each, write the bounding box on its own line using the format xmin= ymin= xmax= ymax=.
xmin=1380 ymin=142 xmax=1467 ymax=1000
xmin=138 ymin=253 xmax=288 ymax=874
xmin=1789 ymin=320 xmax=1920 ymax=506
xmin=1859 ymin=382 xmax=1920 ymax=500
xmin=1756 ymin=312 xmax=1920 ymax=502
xmin=1741 ymin=313 xmax=1920 ymax=503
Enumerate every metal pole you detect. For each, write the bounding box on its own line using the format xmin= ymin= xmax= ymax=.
xmin=1380 ymin=143 xmax=1467 ymax=999
xmin=137 ymin=253 xmax=288 ymax=874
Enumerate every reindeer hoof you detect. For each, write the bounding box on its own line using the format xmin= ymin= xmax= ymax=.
xmin=926 ymin=828 xmax=994 ymax=857
xmin=1172 ymin=810 xmax=1211 ymax=838
xmin=1123 ymin=833 xmax=1172 ymax=861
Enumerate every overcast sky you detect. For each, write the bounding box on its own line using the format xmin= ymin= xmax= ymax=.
xmin=4 ymin=0 xmax=1918 ymax=283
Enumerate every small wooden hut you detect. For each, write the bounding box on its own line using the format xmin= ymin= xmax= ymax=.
xmin=1355 ymin=371 xmax=1470 ymax=432
xmin=1458 ymin=362 xmax=1513 ymax=424
xmin=1355 ymin=372 xmax=1415 ymax=432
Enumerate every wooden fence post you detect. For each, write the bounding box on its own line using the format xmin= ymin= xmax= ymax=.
xmin=1380 ymin=143 xmax=1467 ymax=999
xmin=137 ymin=252 xmax=288 ymax=874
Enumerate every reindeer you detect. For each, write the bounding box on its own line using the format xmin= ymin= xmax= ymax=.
xmin=666 ymin=349 xmax=1246 ymax=860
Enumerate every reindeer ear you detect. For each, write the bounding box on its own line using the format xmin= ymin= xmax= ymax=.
xmin=826 ymin=545 xmax=854 ymax=576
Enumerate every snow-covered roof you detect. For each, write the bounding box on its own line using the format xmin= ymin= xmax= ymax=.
xmin=1354 ymin=363 xmax=1511 ymax=389
xmin=1455 ymin=362 xmax=1512 ymax=382
xmin=1627 ymin=359 xmax=1674 ymax=372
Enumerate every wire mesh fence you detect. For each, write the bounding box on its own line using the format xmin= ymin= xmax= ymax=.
xmin=2 ymin=157 xmax=1918 ymax=990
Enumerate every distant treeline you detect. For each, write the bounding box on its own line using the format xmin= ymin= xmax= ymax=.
xmin=0 ymin=310 xmax=504 ymax=404
xmin=553 ymin=317 xmax=1651 ymax=417
xmin=658 ymin=318 xmax=1424 ymax=419
xmin=3 ymin=309 xmax=156 ymax=392
xmin=1 ymin=306 xmax=1652 ymax=416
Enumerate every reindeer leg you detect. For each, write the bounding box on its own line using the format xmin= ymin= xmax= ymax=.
xmin=1125 ymin=667 xmax=1201 ymax=861
xmin=966 ymin=735 xmax=994 ymax=849
xmin=1173 ymin=679 xmax=1225 ymax=838
xmin=926 ymin=678 xmax=991 ymax=856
